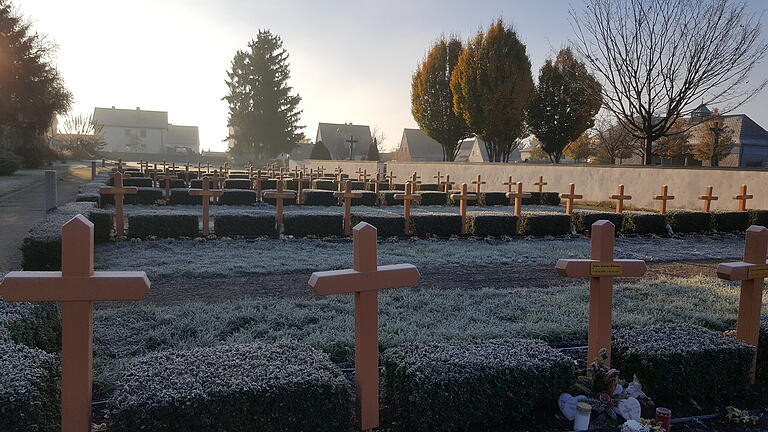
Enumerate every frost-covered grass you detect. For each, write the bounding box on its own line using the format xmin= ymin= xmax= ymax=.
xmin=92 ymin=274 xmax=758 ymax=394
xmin=94 ymin=233 xmax=745 ymax=280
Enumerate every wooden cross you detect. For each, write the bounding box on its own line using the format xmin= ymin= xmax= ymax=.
xmin=503 ymin=176 xmax=516 ymax=193
xmin=356 ymin=168 xmax=365 ymax=181
xmin=115 ymin=159 xmax=124 ymax=174
xmin=555 ymin=220 xmax=646 ymax=366
xmin=253 ymin=169 xmax=264 ymax=200
xmin=346 ymin=135 xmax=358 ymax=160
xmin=386 ymin=171 xmax=397 ymax=189
xmin=297 ymin=171 xmax=305 ymax=204
xmin=394 ymin=182 xmax=420 ymax=235
xmin=335 ymin=165 xmax=344 ymax=176
xmin=197 ymin=162 xmax=202 ymax=177
xmin=189 ymin=177 xmax=223 ymax=236
xmin=717 ymin=225 xmax=768 ymax=382
xmin=733 ymin=184 xmax=753 ymax=211
xmin=534 ymin=175 xmax=547 ymax=193
xmin=441 ymin=174 xmax=452 ymax=194
xmin=293 ymin=166 xmax=301 ymax=178
xmin=610 ymin=184 xmax=632 ymax=214
xmin=100 ymin=172 xmax=137 ymax=236
xmin=335 ymin=181 xmax=364 ymax=236
xmin=699 ymin=185 xmax=719 ymax=212
xmin=559 ymin=183 xmax=583 ymax=215
xmin=471 ymin=174 xmax=486 ymax=194
xmin=653 ymin=184 xmax=675 ymax=214
xmin=361 ymin=169 xmax=370 ymax=183
xmin=506 ymin=182 xmax=531 ymax=216
xmin=308 ymin=222 xmax=420 ymax=430
xmin=206 ymin=162 xmax=211 ymax=174
xmin=158 ymin=171 xmax=178 ymax=200
xmin=0 ymin=215 xmax=150 ymax=432
xmin=184 ymin=162 xmax=192 ymax=183
xmin=209 ymin=170 xmax=224 ymax=189
xmin=451 ymin=183 xmax=477 ymax=234
xmin=263 ymin=180 xmax=296 ymax=233
xmin=434 ymin=171 xmax=444 ymax=185
xmin=410 ymin=172 xmax=421 ymax=186
xmin=161 ymin=160 xmax=167 ymax=172
xmin=318 ymin=165 xmax=326 ymax=176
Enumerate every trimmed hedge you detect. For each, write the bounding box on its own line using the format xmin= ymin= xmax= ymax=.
xmin=128 ymin=214 xmax=199 ymax=238
xmin=419 ymin=191 xmax=448 ymax=206
xmin=571 ymin=210 xmax=623 ymax=233
xmin=224 ymin=179 xmax=252 ymax=189
xmin=214 ymin=215 xmax=276 ymax=237
xmin=312 ymin=179 xmax=336 ymax=191
xmin=169 ymin=188 xmax=199 ymax=205
xmin=262 ymin=190 xmax=297 ymax=206
xmin=220 ymin=189 xmax=259 ymax=205
xmin=88 ymin=207 xmax=114 ymax=242
xmin=412 ymin=214 xmax=462 ymax=237
xmin=468 ymin=214 xmax=518 ymax=237
xmin=478 ymin=192 xmax=505 ymax=206
xmin=350 ymin=214 xmax=405 ymax=237
xmin=106 ymin=342 xmax=353 ymax=432
xmin=524 ymin=192 xmax=561 ymax=206
xmin=0 ymin=302 xmax=60 ymax=353
xmin=378 ymin=191 xmax=400 ymax=206
xmin=613 ymin=324 xmax=754 ymax=407
xmin=750 ymin=210 xmax=768 ymax=227
xmin=350 ymin=191 xmax=377 ymax=206
xmin=517 ymin=214 xmax=571 ymax=236
xmin=301 ymin=189 xmax=337 ymax=206
xmin=417 ymin=184 xmax=441 ymax=192
xmin=621 ymin=213 xmax=668 ymax=235
xmin=102 ymin=188 xmax=164 ymax=205
xmin=0 ymin=343 xmax=60 ymax=432
xmin=758 ymin=317 xmax=768 ymax=385
xmin=284 ymin=214 xmax=343 ymax=237
xmin=666 ymin=210 xmax=712 ymax=234
xmin=382 ymin=340 xmax=575 ymax=432
xmin=122 ymin=177 xmax=153 ymax=187
xmin=711 ymin=211 xmax=751 ymax=232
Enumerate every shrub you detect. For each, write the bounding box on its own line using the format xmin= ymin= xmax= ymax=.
xmin=412 ymin=214 xmax=462 ymax=237
xmin=260 ymin=179 xmax=277 ymax=190
xmin=523 ymin=192 xmax=560 ymax=205
xmin=284 ymin=214 xmax=343 ymax=237
xmin=712 ymin=211 xmax=751 ymax=232
xmin=391 ymin=183 xmax=406 ymax=191
xmin=378 ymin=191 xmax=400 ymax=206
xmin=224 ymin=179 xmax=252 ymax=189
xmin=122 ymin=177 xmax=153 ymax=187
xmin=382 ymin=339 xmax=575 ymax=432
xmin=612 ymin=324 xmax=754 ymax=407
xmin=312 ymin=179 xmax=336 ymax=191
xmin=666 ymin=211 xmax=711 ymax=234
xmin=214 ymin=215 xmax=276 ymax=237
xmin=0 ymin=151 xmax=22 ymax=176
xmin=478 ymin=192 xmax=506 ymax=206
xmin=106 ymin=342 xmax=353 ymax=432
xmin=350 ymin=214 xmax=405 ymax=237
xmin=21 ymin=202 xmax=100 ymax=270
xmin=750 ymin=210 xmax=768 ymax=227
xmin=417 ymin=184 xmax=441 ymax=191
xmin=220 ymin=189 xmax=258 ymax=205
xmin=0 ymin=343 xmax=59 ymax=432
xmin=128 ymin=214 xmax=199 ymax=238
xmin=418 ymin=191 xmax=448 ymax=206
xmin=302 ymin=189 xmax=337 ymax=206
xmin=169 ymin=188 xmax=199 ymax=205
xmin=227 ymin=173 xmax=249 ymax=179
xmin=758 ymin=318 xmax=768 ymax=385
xmin=517 ymin=214 xmax=571 ymax=236
xmin=621 ymin=213 xmax=668 ymax=235
xmin=88 ymin=208 xmax=113 ymax=242
xmin=571 ymin=210 xmax=623 ymax=233
xmin=350 ymin=191 xmax=377 ymax=206
xmin=76 ymin=192 xmax=100 ymax=204
xmin=101 ymin=187 xmax=164 ymax=205
xmin=0 ymin=302 xmax=60 ymax=353
xmin=262 ymin=190 xmax=297 ymax=206
xmin=468 ymin=214 xmax=518 ymax=237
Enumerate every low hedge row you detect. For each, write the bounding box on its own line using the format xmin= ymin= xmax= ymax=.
xmin=517 ymin=213 xmax=571 ymax=236
xmin=169 ymin=188 xmax=199 ymax=205
xmin=419 ymin=191 xmax=448 ymax=206
xmin=128 ymin=214 xmax=199 ymax=238
xmin=571 ymin=210 xmax=624 ymax=233
xmin=106 ymin=342 xmax=353 ymax=432
xmin=613 ymin=324 xmax=754 ymax=408
xmin=412 ymin=214 xmax=462 ymax=237
xmin=350 ymin=191 xmax=377 ymax=206
xmin=759 ymin=318 xmax=768 ymax=385
xmin=224 ymin=179 xmax=251 ymax=189
xmin=477 ymin=192 xmax=504 ymax=206
xmin=101 ymin=187 xmax=164 ymax=205
xmin=0 ymin=343 xmax=60 ymax=432
xmin=468 ymin=214 xmax=518 ymax=237
xmin=220 ymin=190 xmax=259 ymax=205
xmin=122 ymin=177 xmax=153 ymax=187
xmin=261 ymin=190 xmax=297 ymax=206
xmin=302 ymin=189 xmax=337 ymax=206
xmin=0 ymin=301 xmax=60 ymax=353
xmin=711 ymin=211 xmax=752 ymax=233
xmin=350 ymin=214 xmax=405 ymax=238
xmin=382 ymin=339 xmax=575 ymax=432
xmin=621 ymin=212 xmax=668 ymax=235
xmin=214 ymin=214 xmax=276 ymax=237
xmin=285 ymin=214 xmax=344 ymax=237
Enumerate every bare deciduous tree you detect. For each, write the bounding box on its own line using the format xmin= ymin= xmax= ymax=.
xmin=570 ymin=0 xmax=768 ymax=165
xmin=56 ymin=113 xmax=106 ymax=159
xmin=591 ymin=116 xmax=636 ymax=164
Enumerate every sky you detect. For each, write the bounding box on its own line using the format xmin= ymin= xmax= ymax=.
xmin=20 ymin=0 xmax=768 ymax=153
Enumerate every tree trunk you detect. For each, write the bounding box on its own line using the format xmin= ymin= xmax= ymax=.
xmin=644 ymin=137 xmax=653 ymax=165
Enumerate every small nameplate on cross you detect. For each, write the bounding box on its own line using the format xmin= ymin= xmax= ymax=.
xmin=590 ymin=262 xmax=623 ymax=276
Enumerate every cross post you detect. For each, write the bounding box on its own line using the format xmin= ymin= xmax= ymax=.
xmin=503 ymin=176 xmax=515 ymax=193
xmin=334 ymin=181 xmax=363 ymax=235
xmin=555 ymin=220 xmax=646 ymax=366
xmin=534 ymin=175 xmax=547 ymax=193
xmin=394 ymin=182 xmax=420 ymax=235
xmin=297 ymin=171 xmax=305 ymax=204
xmin=559 ymin=183 xmax=583 ymax=215
xmin=610 ymin=184 xmax=632 ymax=214
xmin=506 ymin=182 xmax=531 ymax=216
xmin=308 ymin=223 xmax=420 ymax=430
xmin=346 ymin=135 xmax=358 ymax=160
xmin=263 ymin=180 xmax=296 ymax=233
xmin=356 ymin=168 xmax=365 ymax=182
xmin=652 ymin=184 xmax=675 ymax=214
xmin=699 ymin=185 xmax=719 ymax=212
xmin=189 ymin=177 xmax=224 ymax=236
xmin=410 ymin=172 xmax=421 ymax=190
xmin=434 ymin=171 xmax=443 ymax=185
xmin=100 ymin=172 xmax=137 ymax=236
xmin=386 ymin=171 xmax=397 ymax=189
xmin=158 ymin=171 xmax=178 ymax=200
xmin=472 ymin=174 xmax=486 ymax=195
xmin=441 ymin=174 xmax=453 ymax=194
xmin=253 ymin=169 xmax=264 ymax=201
xmin=733 ymin=184 xmax=753 ymax=211
xmin=450 ymin=183 xmax=477 ymax=234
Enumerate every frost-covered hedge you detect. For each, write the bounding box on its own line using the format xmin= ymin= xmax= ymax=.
xmin=312 ymin=179 xmax=336 ymax=191
xmin=169 ymin=188 xmax=198 ymax=205
xmin=613 ymin=324 xmax=754 ymax=407
xmin=517 ymin=213 xmax=571 ymax=236
xmin=106 ymin=342 xmax=353 ymax=432
xmin=224 ymin=179 xmax=251 ymax=189
xmin=525 ymin=191 xmax=561 ymax=206
xmin=301 ymin=189 xmax=337 ymax=206
xmin=412 ymin=214 xmax=462 ymax=237
xmin=758 ymin=317 xmax=768 ymax=386
xmin=220 ymin=189 xmax=259 ymax=205
xmin=122 ymin=177 xmax=153 ymax=187
xmin=350 ymin=191 xmax=377 ymax=206
xmin=477 ymin=192 xmax=505 ymax=206
xmin=750 ymin=210 xmax=768 ymax=227
xmin=378 ymin=191 xmax=401 ymax=206
xmin=468 ymin=214 xmax=518 ymax=237
xmin=128 ymin=214 xmax=199 ymax=238
xmin=622 ymin=212 xmax=668 ymax=235
xmin=417 ymin=184 xmax=441 ymax=192
xmin=0 ymin=343 xmax=60 ymax=432
xmin=101 ymin=187 xmax=164 ymax=206
xmin=666 ymin=210 xmax=711 ymax=234
xmin=571 ymin=210 xmax=624 ymax=233
xmin=419 ymin=191 xmax=448 ymax=206
xmin=351 ymin=214 xmax=405 ymax=237
xmin=711 ymin=211 xmax=751 ymax=232
xmin=261 ymin=189 xmax=297 ymax=206
xmin=0 ymin=301 xmax=60 ymax=353
xmin=214 ymin=214 xmax=276 ymax=237
xmin=284 ymin=214 xmax=343 ymax=237
xmin=382 ymin=339 xmax=575 ymax=432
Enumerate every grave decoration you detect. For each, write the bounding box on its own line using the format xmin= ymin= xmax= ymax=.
xmin=534 ymin=175 xmax=547 ymax=193
xmin=0 ymin=215 xmax=150 ymax=432
xmin=559 ymin=183 xmax=583 ymax=215
xmin=472 ymin=174 xmax=486 ymax=194
xmin=717 ymin=225 xmax=768 ymax=382
xmin=100 ymin=172 xmax=137 ymax=237
xmin=733 ymin=184 xmax=753 ymax=211
xmin=450 ymin=183 xmax=477 ymax=234
xmin=189 ymin=177 xmax=224 ymax=236
xmin=506 ymin=182 xmax=531 ymax=216
xmin=394 ymin=182 xmax=420 ymax=235
xmin=652 ymin=185 xmax=674 ymax=214
xmin=263 ymin=180 xmax=296 ymax=233
xmin=610 ymin=184 xmax=632 ymax=214
xmin=335 ymin=181 xmax=364 ymax=236
xmin=309 ymin=222 xmax=420 ymax=430
xmin=698 ymin=185 xmax=718 ymax=213
xmin=556 ymin=220 xmax=646 ymax=366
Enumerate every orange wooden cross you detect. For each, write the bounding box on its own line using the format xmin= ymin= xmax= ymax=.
xmin=386 ymin=171 xmax=397 ymax=189
xmin=309 ymin=222 xmax=420 ymax=430
xmin=441 ymin=174 xmax=453 ymax=194
xmin=506 ymin=182 xmax=531 ymax=216
xmin=335 ymin=181 xmax=364 ymax=236
xmin=0 ymin=215 xmax=150 ymax=432
xmin=189 ymin=177 xmax=224 ymax=236
xmin=472 ymin=174 xmax=486 ymax=194
xmin=699 ymin=185 xmax=719 ymax=212
xmin=158 ymin=171 xmax=177 ymax=200
xmin=356 ymin=167 xmax=365 ymax=181
xmin=434 ymin=171 xmax=444 ymax=185
xmin=534 ymin=175 xmax=547 ymax=193
xmin=360 ymin=169 xmax=370 ymax=183
xmin=410 ymin=172 xmax=422 ymax=188
xmin=394 ymin=182 xmax=420 ymax=235
xmin=205 ymin=162 xmax=211 ymax=174
xmin=100 ymin=172 xmax=137 ymax=237
xmin=451 ymin=183 xmax=477 ymax=234
xmin=503 ymin=176 xmax=516 ymax=193
xmin=209 ymin=170 xmax=225 ymax=190
xmin=318 ymin=165 xmax=326 ymax=176
xmin=297 ymin=171 xmax=305 ymax=204
xmin=161 ymin=160 xmax=167 ymax=172
xmin=653 ymin=184 xmax=675 ymax=214
xmin=559 ymin=183 xmax=583 ymax=215
xmin=264 ymin=180 xmax=296 ymax=233
xmin=253 ymin=169 xmax=264 ymax=200
xmin=555 ymin=220 xmax=646 ymax=366
xmin=610 ymin=184 xmax=632 ymax=214
xmin=733 ymin=184 xmax=753 ymax=211
xmin=716 ymin=225 xmax=768 ymax=382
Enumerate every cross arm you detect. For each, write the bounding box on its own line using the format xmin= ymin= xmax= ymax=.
xmin=264 ymin=192 xmax=297 ymax=199
xmin=717 ymin=262 xmax=768 ymax=281
xmin=0 ymin=271 xmax=151 ymax=301
xmin=100 ymin=186 xmax=138 ymax=195
xmin=555 ymin=259 xmax=646 ymax=278
xmin=309 ymin=264 xmax=420 ymax=295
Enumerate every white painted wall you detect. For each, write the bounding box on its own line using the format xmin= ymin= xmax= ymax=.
xmin=102 ymin=126 xmax=165 ymax=153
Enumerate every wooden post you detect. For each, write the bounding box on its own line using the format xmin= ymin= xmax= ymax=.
xmin=356 ymin=168 xmax=365 ymax=181
xmin=699 ymin=185 xmax=719 ymax=213
xmin=555 ymin=220 xmax=646 ymax=366
xmin=0 ymin=215 xmax=150 ymax=432
xmin=361 ymin=169 xmax=370 ymax=183
xmin=410 ymin=172 xmax=422 ymax=191
xmin=434 ymin=171 xmax=443 ymax=185
xmin=297 ymin=171 xmax=305 ymax=204
xmin=387 ymin=171 xmax=397 ymax=189
xmin=503 ymin=176 xmax=515 ymax=193
xmin=263 ymin=180 xmax=296 ymax=233
xmin=189 ymin=177 xmax=224 ymax=236
xmin=394 ymin=182 xmax=420 ymax=235
xmin=441 ymin=174 xmax=452 ymax=194
xmin=506 ymin=182 xmax=531 ymax=216
xmin=559 ymin=183 xmax=583 ymax=215
xmin=733 ymin=184 xmax=753 ymax=211
xmin=450 ymin=183 xmax=477 ymax=234
xmin=334 ymin=181 xmax=364 ymax=236
xmin=206 ymin=162 xmax=211 ymax=174
xmin=471 ymin=174 xmax=486 ymax=195
xmin=610 ymin=184 xmax=632 ymax=214
xmin=716 ymin=225 xmax=768 ymax=382
xmin=653 ymin=185 xmax=675 ymax=214
xmin=253 ymin=169 xmax=263 ymax=201
xmin=197 ymin=162 xmax=202 ymax=177
xmin=309 ymin=223 xmax=419 ymax=430
xmin=100 ymin=172 xmax=137 ymax=237
xmin=534 ymin=175 xmax=547 ymax=193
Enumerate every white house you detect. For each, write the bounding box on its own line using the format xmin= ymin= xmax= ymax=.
xmin=93 ymin=106 xmax=199 ymax=154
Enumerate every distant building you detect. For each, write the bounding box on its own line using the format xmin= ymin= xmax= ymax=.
xmin=289 ymin=138 xmax=315 ymax=160
xmin=93 ymin=106 xmax=199 ymax=154
xmin=315 ymin=122 xmax=373 ymax=160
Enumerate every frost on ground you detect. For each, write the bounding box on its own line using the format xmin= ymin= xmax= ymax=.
xmin=0 ymin=169 xmax=42 ymax=197
xmin=94 ymin=233 xmax=745 ymax=280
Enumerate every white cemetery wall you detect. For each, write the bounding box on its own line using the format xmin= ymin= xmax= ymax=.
xmin=290 ymin=159 xmax=384 ymax=177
